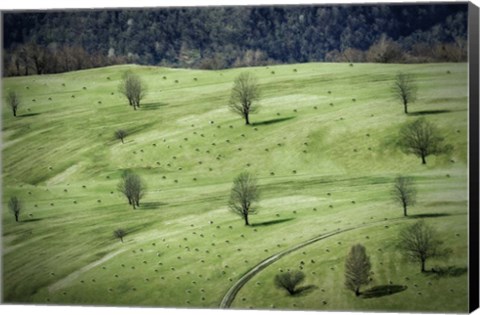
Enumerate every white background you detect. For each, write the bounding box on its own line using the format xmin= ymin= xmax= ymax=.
xmin=0 ymin=0 xmax=478 ymax=315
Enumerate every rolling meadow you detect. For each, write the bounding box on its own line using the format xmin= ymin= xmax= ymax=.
xmin=2 ymin=62 xmax=469 ymax=312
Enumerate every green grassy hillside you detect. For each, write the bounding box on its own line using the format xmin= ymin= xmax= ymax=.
xmin=2 ymin=62 xmax=468 ymax=312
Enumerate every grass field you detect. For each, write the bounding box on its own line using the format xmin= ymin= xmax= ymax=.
xmin=1 ymin=62 xmax=469 ymax=312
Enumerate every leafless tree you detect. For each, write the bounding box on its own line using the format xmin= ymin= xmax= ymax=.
xmin=115 ymin=129 xmax=128 ymax=144
xmin=274 ymin=270 xmax=306 ymax=295
xmin=229 ymin=72 xmax=260 ymax=125
xmin=366 ymin=34 xmax=404 ymax=63
xmin=8 ymin=196 xmax=21 ymax=222
xmin=392 ymin=72 xmax=417 ymax=114
xmin=392 ymin=176 xmax=417 ymax=217
xmin=399 ymin=118 xmax=452 ymax=164
xmin=27 ymin=42 xmax=47 ymax=75
xmin=398 ymin=221 xmax=450 ymax=272
xmin=345 ymin=244 xmax=371 ymax=296
xmin=228 ymin=172 xmax=259 ymax=226
xmin=119 ymin=71 xmax=146 ymax=110
xmin=6 ymin=91 xmax=20 ymax=117
xmin=114 ymin=229 xmax=127 ymax=243
xmin=118 ymin=170 xmax=145 ymax=209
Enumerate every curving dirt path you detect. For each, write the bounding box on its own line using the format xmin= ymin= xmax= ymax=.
xmin=219 ymin=217 xmax=406 ymax=308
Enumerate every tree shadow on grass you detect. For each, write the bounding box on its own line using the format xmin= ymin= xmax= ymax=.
xmin=426 ymin=266 xmax=468 ymax=278
xmin=251 ymin=116 xmax=295 ymax=126
xmin=408 ymin=110 xmax=452 ymax=116
xmin=19 ymin=113 xmax=41 ymax=117
xmin=292 ymin=285 xmax=318 ymax=297
xmin=21 ymin=218 xmax=43 ymax=223
xmin=409 ymin=213 xmax=450 ymax=219
xmin=140 ymin=201 xmax=169 ymax=210
xmin=360 ymin=285 xmax=407 ymax=299
xmin=141 ymin=102 xmax=169 ymax=110
xmin=250 ymin=218 xmax=294 ymax=227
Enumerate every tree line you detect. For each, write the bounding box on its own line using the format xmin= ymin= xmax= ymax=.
xmin=3 ymin=4 xmax=467 ymax=76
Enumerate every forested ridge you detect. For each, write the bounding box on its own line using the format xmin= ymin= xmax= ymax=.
xmin=3 ymin=3 xmax=468 ymax=76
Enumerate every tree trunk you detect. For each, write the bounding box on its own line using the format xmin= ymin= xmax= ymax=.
xmin=355 ymin=288 xmax=360 ymax=296
xmin=15 ymin=61 xmax=21 ymax=76
xmin=132 ymin=203 xmax=136 ymax=210
xmin=244 ymin=214 xmax=250 ymax=226
xmin=403 ymin=100 xmax=408 ymax=114
xmin=15 ymin=213 xmax=19 ymax=222
xmin=13 ymin=108 xmax=17 ymax=117
xmin=120 ymin=237 xmax=123 ymax=243
xmin=136 ymin=200 xmax=139 ymax=207
xmin=403 ymin=204 xmax=407 ymax=216
xmin=128 ymin=197 xmax=132 ymax=205
xmin=421 ymin=259 xmax=426 ymax=272
xmin=245 ymin=112 xmax=250 ymax=125
xmin=421 ymin=154 xmax=426 ymax=165
xmin=121 ymin=138 xmax=124 ymax=144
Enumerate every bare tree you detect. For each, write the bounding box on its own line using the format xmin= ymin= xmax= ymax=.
xmin=8 ymin=196 xmax=21 ymax=222
xmin=114 ymin=229 xmax=127 ymax=243
xmin=392 ymin=176 xmax=417 ymax=217
xmin=27 ymin=42 xmax=47 ymax=75
xmin=398 ymin=221 xmax=450 ymax=272
xmin=392 ymin=72 xmax=417 ymax=114
xmin=274 ymin=270 xmax=306 ymax=295
xmin=118 ymin=71 xmax=146 ymax=110
xmin=6 ymin=91 xmax=20 ymax=117
xmin=228 ymin=172 xmax=259 ymax=226
xmin=345 ymin=244 xmax=371 ymax=296
xmin=118 ymin=170 xmax=145 ymax=209
xmin=229 ymin=72 xmax=260 ymax=125
xmin=366 ymin=34 xmax=404 ymax=63
xmin=399 ymin=118 xmax=452 ymax=164
xmin=115 ymin=129 xmax=127 ymax=144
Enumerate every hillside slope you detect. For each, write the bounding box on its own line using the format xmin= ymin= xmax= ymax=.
xmin=2 ymin=63 xmax=468 ymax=311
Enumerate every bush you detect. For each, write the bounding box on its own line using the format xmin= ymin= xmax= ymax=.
xmin=274 ymin=270 xmax=306 ymax=295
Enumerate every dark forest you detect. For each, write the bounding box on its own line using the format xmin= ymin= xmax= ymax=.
xmin=3 ymin=3 xmax=468 ymax=76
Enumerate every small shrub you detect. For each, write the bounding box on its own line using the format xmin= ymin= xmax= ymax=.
xmin=274 ymin=270 xmax=306 ymax=295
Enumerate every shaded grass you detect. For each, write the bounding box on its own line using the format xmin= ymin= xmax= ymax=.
xmin=251 ymin=116 xmax=295 ymax=126
xmin=250 ymin=218 xmax=294 ymax=227
xmin=408 ymin=110 xmax=453 ymax=116
xmin=361 ymin=285 xmax=408 ymax=299
xmin=426 ymin=266 xmax=468 ymax=278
